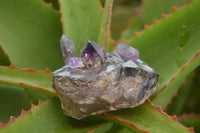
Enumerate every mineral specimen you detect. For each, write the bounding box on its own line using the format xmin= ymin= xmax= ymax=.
xmin=52 ymin=35 xmax=159 ymax=120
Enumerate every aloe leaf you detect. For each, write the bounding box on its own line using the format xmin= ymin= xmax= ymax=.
xmin=0 ymin=84 xmax=30 ymax=124
xmin=175 ymin=66 xmax=200 ymax=114
xmin=44 ymin=0 xmax=59 ymax=10
xmin=89 ymin=100 xmax=194 ymax=133
xmin=0 ymin=66 xmax=55 ymax=96
xmin=88 ymin=123 xmax=113 ymax=133
xmin=0 ymin=45 xmax=10 ymax=66
xmin=152 ymin=53 xmax=200 ymax=108
xmin=98 ymin=0 xmax=113 ymax=51
xmin=0 ymin=98 xmax=108 ymax=133
xmin=25 ymin=89 xmax=48 ymax=105
xmin=0 ymin=0 xmax=63 ymax=71
xmin=111 ymin=0 xmax=141 ymax=40
xmin=60 ymin=0 xmax=103 ymax=55
xmin=180 ymin=114 xmax=200 ymax=133
xmin=121 ymin=0 xmax=187 ymax=41
xmin=105 ymin=124 xmax=126 ymax=133
xmin=125 ymin=0 xmax=200 ymax=106
xmin=165 ymin=71 xmax=195 ymax=115
xmin=118 ymin=128 xmax=133 ymax=133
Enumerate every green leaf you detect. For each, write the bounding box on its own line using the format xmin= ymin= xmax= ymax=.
xmin=118 ymin=128 xmax=133 ymax=133
xmin=0 ymin=45 xmax=10 ymax=66
xmin=60 ymin=0 xmax=103 ymax=55
xmin=165 ymin=71 xmax=195 ymax=115
xmin=180 ymin=114 xmax=200 ymax=133
xmin=0 ymin=84 xmax=30 ymax=124
xmin=125 ymin=0 xmax=200 ymax=106
xmin=152 ymin=53 xmax=200 ymax=108
xmin=0 ymin=66 xmax=55 ymax=96
xmin=44 ymin=0 xmax=59 ymax=10
xmin=90 ymin=123 xmax=113 ymax=133
xmin=89 ymin=100 xmax=193 ymax=133
xmin=0 ymin=0 xmax=63 ymax=71
xmin=111 ymin=0 xmax=141 ymax=40
xmin=121 ymin=0 xmax=187 ymax=41
xmin=25 ymin=89 xmax=48 ymax=105
xmin=0 ymin=98 xmax=108 ymax=133
xmin=173 ymin=66 xmax=200 ymax=115
xmin=98 ymin=0 xmax=113 ymax=51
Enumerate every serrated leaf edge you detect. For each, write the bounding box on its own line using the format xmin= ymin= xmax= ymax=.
xmin=0 ymin=65 xmax=56 ymax=96
xmin=146 ymin=99 xmax=195 ymax=133
xmin=102 ymin=99 xmax=194 ymax=133
xmin=122 ymin=0 xmax=192 ymax=43
xmin=0 ymin=100 xmax=42 ymax=129
xmin=102 ymin=112 xmax=149 ymax=133
xmin=152 ymin=51 xmax=200 ymax=100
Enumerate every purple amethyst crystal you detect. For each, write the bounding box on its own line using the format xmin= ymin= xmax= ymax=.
xmin=116 ymin=43 xmax=139 ymax=61
xmin=68 ymin=57 xmax=84 ymax=69
xmin=60 ymin=35 xmax=77 ymax=65
xmin=81 ymin=41 xmax=106 ymax=67
xmin=52 ymin=35 xmax=159 ymax=120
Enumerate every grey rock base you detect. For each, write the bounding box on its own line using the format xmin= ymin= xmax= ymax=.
xmin=53 ymin=52 xmax=159 ymax=119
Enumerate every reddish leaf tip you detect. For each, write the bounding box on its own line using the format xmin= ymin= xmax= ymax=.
xmin=9 ymin=64 xmax=15 ymax=68
xmin=19 ymin=82 xmax=25 ymax=85
xmin=28 ymin=68 xmax=35 ymax=71
xmin=60 ymin=18 xmax=63 ymax=23
xmin=111 ymin=39 xmax=116 ymax=45
xmin=44 ymin=68 xmax=52 ymax=73
xmin=58 ymin=0 xmax=61 ymax=5
xmin=143 ymin=24 xmax=149 ymax=30
xmin=161 ymin=13 xmax=167 ymax=19
xmin=172 ymin=7 xmax=177 ymax=12
xmin=123 ymin=39 xmax=129 ymax=43
xmin=134 ymin=31 xmax=139 ymax=36
xmin=153 ymin=19 xmax=159 ymax=24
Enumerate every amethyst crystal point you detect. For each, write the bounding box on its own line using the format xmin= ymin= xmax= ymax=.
xmin=116 ymin=43 xmax=139 ymax=61
xmin=81 ymin=41 xmax=106 ymax=67
xmin=60 ymin=34 xmax=77 ymax=65
xmin=68 ymin=57 xmax=84 ymax=69
xmin=53 ymin=49 xmax=159 ymax=119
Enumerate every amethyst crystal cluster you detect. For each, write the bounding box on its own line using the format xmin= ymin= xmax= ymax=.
xmin=52 ymin=35 xmax=159 ymax=119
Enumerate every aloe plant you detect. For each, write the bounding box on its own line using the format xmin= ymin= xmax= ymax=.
xmin=0 ymin=0 xmax=200 ymax=132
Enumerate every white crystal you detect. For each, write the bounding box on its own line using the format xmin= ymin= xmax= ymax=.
xmin=60 ymin=35 xmax=76 ymax=65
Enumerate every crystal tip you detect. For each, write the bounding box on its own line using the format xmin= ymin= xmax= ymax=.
xmin=116 ymin=43 xmax=139 ymax=61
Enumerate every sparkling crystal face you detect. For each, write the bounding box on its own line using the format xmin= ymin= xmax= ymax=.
xmin=53 ymin=35 xmax=159 ymax=120
xmin=68 ymin=57 xmax=84 ymax=69
xmin=81 ymin=41 xmax=106 ymax=67
xmin=116 ymin=43 xmax=139 ymax=61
